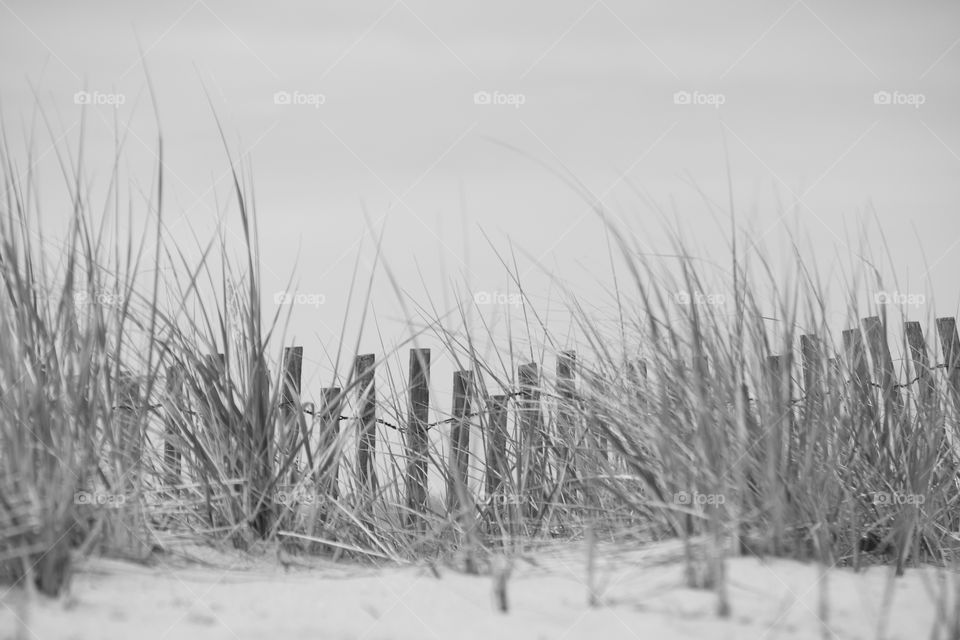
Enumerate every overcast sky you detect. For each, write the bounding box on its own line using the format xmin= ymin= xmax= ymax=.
xmin=2 ymin=0 xmax=958 ymax=399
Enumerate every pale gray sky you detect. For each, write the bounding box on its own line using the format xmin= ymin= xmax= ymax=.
xmin=2 ymin=0 xmax=959 ymax=400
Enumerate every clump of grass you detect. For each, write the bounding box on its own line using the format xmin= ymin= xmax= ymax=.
xmin=0 ymin=112 xmax=168 ymax=593
xmin=557 ymin=216 xmax=960 ymax=617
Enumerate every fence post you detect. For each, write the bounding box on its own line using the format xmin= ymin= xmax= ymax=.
xmin=354 ymin=354 xmax=378 ymax=496
xmin=249 ymin=355 xmax=274 ymax=540
xmin=762 ymin=354 xmax=790 ymax=555
xmin=405 ymin=348 xmax=431 ymax=530
xmin=936 ymin=317 xmax=960 ymax=413
xmin=586 ymin=374 xmax=609 ymax=462
xmin=936 ymin=317 xmax=960 ymax=512
xmin=905 ymin=322 xmax=936 ymax=407
xmin=799 ymin=334 xmax=824 ymax=456
xmin=163 ymin=364 xmax=184 ymax=484
xmin=114 ymin=372 xmax=148 ymax=557
xmin=485 ymin=394 xmax=510 ymax=527
xmin=767 ymin=352 xmax=794 ymax=438
xmin=115 ymin=372 xmax=142 ymax=481
xmin=517 ymin=363 xmax=543 ymax=521
xmin=317 ymin=387 xmax=342 ymax=502
xmin=862 ymin=317 xmax=900 ymax=403
xmin=842 ymin=328 xmax=878 ymax=462
xmin=556 ymin=351 xmax=579 ymax=504
xmin=863 ymin=316 xmax=902 ymax=456
xmin=610 ymin=359 xmax=647 ymax=472
xmin=281 ymin=346 xmax=304 ymax=484
xmin=800 ymin=335 xmax=824 ymax=406
xmin=280 ymin=346 xmax=303 ymax=418
xmin=202 ymin=352 xmax=229 ymax=479
xmin=202 ymin=351 xmax=226 ymax=441
xmin=448 ymin=370 xmax=474 ymax=514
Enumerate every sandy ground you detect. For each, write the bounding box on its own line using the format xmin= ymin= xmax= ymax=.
xmin=1 ymin=541 xmax=955 ymax=640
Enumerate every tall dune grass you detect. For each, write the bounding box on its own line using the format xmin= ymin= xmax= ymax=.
xmin=1 ymin=112 xmax=959 ymax=625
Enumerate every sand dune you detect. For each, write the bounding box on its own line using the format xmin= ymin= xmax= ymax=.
xmin=2 ymin=541 xmax=953 ymax=640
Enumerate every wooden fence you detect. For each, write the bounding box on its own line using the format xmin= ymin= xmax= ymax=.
xmin=159 ymin=314 xmax=960 ymax=526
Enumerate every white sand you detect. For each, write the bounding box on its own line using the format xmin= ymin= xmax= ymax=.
xmin=1 ymin=541 xmax=954 ymax=640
